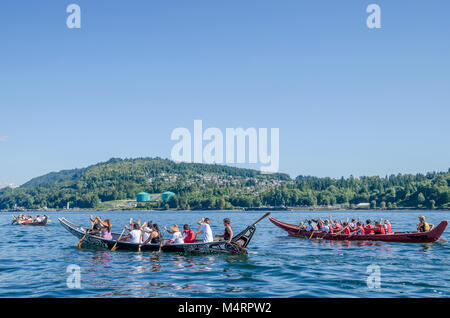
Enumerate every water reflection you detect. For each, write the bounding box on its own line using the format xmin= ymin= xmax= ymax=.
xmin=90 ymin=251 xmax=112 ymax=265
xmin=0 ymin=211 xmax=448 ymax=298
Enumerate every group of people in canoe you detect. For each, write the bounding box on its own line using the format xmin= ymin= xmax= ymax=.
xmin=298 ymin=216 xmax=434 ymax=235
xmin=87 ymin=215 xmax=235 ymax=246
xmin=12 ymin=214 xmax=48 ymax=225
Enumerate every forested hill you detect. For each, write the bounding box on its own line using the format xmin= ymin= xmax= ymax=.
xmin=0 ymin=158 xmax=448 ymax=210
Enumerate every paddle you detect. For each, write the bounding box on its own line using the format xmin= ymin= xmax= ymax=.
xmin=309 ymin=231 xmax=316 ymax=239
xmin=158 ymin=229 xmax=164 ymax=252
xmin=111 ymin=226 xmax=128 ymax=251
xmin=229 ymin=241 xmax=246 ymax=254
xmin=137 ymin=222 xmax=148 ymax=253
xmin=77 ymin=222 xmax=95 ymax=248
xmin=250 ymin=212 xmax=271 ymax=227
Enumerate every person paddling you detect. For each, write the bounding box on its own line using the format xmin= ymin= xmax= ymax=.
xmin=99 ymin=219 xmax=113 ymax=240
xmin=374 ymin=221 xmax=386 ymax=234
xmin=165 ymin=225 xmax=184 ymax=244
xmin=417 ymin=216 xmax=434 ymax=232
xmin=142 ymin=224 xmax=161 ymax=245
xmin=321 ymin=220 xmax=332 ymax=233
xmin=364 ymin=220 xmax=375 ymax=235
xmin=351 ymin=221 xmax=365 ymax=235
xmin=89 ymin=215 xmax=108 ymax=236
xmin=215 ymin=218 xmax=234 ymax=243
xmin=141 ymin=221 xmax=153 ymax=243
xmin=196 ymin=218 xmax=213 ymax=243
xmin=384 ymin=220 xmax=392 ymax=234
xmin=120 ymin=223 xmax=142 ymax=243
xmin=182 ymin=224 xmax=196 ymax=243
xmin=332 ymin=220 xmax=341 ymax=231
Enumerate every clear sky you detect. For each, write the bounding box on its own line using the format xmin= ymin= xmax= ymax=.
xmin=0 ymin=0 xmax=449 ymax=185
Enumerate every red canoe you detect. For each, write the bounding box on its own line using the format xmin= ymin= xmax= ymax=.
xmin=269 ymin=217 xmax=448 ymax=243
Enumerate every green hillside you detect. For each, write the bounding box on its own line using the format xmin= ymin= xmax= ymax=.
xmin=0 ymin=158 xmax=448 ymax=211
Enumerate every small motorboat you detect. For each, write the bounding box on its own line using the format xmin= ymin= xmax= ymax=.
xmin=58 ymin=212 xmax=270 ymax=253
xmin=269 ymin=217 xmax=447 ymax=243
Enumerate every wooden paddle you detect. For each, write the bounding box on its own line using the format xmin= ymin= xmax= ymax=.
xmin=309 ymin=231 xmax=316 ymax=239
xmin=111 ymin=226 xmax=128 ymax=251
xmin=77 ymin=222 xmax=95 ymax=248
xmin=158 ymin=230 xmax=164 ymax=252
xmin=228 ymin=241 xmax=246 ymax=254
xmin=137 ymin=222 xmax=148 ymax=253
xmin=250 ymin=212 xmax=271 ymax=227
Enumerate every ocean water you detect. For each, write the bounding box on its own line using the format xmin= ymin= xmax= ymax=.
xmin=0 ymin=210 xmax=448 ymax=298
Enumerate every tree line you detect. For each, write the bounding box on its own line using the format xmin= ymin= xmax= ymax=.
xmin=0 ymin=158 xmax=448 ymax=210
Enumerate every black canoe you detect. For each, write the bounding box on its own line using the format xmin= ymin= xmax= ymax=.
xmin=58 ymin=216 xmax=262 ymax=254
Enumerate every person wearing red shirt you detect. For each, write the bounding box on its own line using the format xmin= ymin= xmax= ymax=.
xmin=342 ymin=222 xmax=351 ymax=235
xmin=351 ymin=221 xmax=365 ymax=235
xmin=364 ymin=220 xmax=375 ymax=235
xmin=182 ymin=224 xmax=196 ymax=243
xmin=374 ymin=221 xmax=386 ymax=234
xmin=332 ymin=220 xmax=341 ymax=231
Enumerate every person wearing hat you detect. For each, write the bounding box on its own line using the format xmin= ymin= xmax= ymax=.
xmin=417 ymin=216 xmax=434 ymax=232
xmin=165 ymin=224 xmax=183 ymax=244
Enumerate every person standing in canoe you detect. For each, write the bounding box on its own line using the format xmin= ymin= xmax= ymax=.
xmin=215 ymin=218 xmax=234 ymax=243
xmin=182 ymin=224 xmax=196 ymax=243
xmin=196 ymin=218 xmax=213 ymax=243
xmin=417 ymin=216 xmax=434 ymax=232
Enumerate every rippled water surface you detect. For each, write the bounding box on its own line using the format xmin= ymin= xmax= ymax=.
xmin=0 ymin=210 xmax=448 ymax=297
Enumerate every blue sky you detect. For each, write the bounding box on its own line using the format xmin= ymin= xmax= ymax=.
xmin=0 ymin=0 xmax=449 ymax=185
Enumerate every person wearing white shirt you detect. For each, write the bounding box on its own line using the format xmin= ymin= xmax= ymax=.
xmin=142 ymin=223 xmax=153 ymax=243
xmin=197 ymin=218 xmax=213 ymax=243
xmin=322 ymin=220 xmax=331 ymax=233
xmin=165 ymin=224 xmax=184 ymax=244
xmin=121 ymin=223 xmax=142 ymax=244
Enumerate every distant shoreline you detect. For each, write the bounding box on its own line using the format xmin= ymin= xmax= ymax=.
xmin=2 ymin=208 xmax=449 ymax=213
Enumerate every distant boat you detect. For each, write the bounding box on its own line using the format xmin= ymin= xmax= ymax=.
xmin=12 ymin=215 xmax=49 ymax=226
